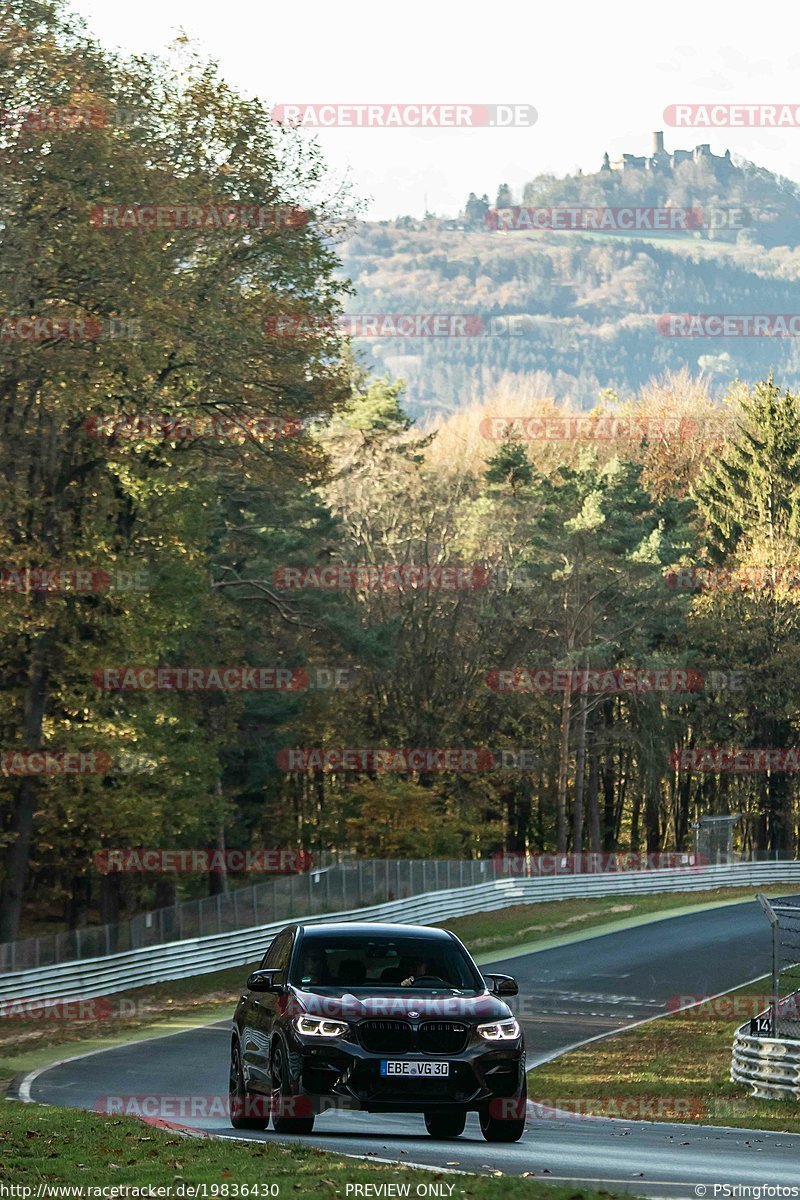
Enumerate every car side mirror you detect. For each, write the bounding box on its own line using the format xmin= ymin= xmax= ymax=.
xmin=485 ymin=972 xmax=518 ymax=997
xmin=247 ymin=969 xmax=286 ymax=993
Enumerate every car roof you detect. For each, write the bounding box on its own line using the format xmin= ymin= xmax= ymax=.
xmin=296 ymin=922 xmax=454 ymax=939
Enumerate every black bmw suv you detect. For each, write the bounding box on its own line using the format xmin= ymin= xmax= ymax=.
xmin=229 ymin=921 xmax=526 ymax=1141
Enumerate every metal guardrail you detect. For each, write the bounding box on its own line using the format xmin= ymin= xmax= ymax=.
xmin=0 ymin=857 xmax=493 ymax=973
xmin=2 ymin=851 xmax=766 ymax=973
xmin=2 ymin=860 xmax=800 ymax=1005
xmin=732 ymin=1022 xmax=800 ymax=1098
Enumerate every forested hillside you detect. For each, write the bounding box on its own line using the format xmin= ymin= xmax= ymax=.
xmin=339 ymin=157 xmax=800 ymax=415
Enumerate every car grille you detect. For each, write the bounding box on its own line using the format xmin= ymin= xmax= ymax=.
xmin=357 ymin=1020 xmax=413 ymax=1053
xmin=418 ymin=1021 xmax=470 ymax=1055
xmin=356 ymin=1019 xmax=471 ymax=1055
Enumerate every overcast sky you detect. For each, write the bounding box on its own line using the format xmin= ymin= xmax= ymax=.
xmin=69 ymin=0 xmax=800 ymax=220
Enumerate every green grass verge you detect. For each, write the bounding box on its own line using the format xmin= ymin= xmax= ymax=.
xmin=0 ymin=1098 xmax=633 ymax=1197
xmin=4 ymin=884 xmax=796 ymax=1091
xmin=527 ymin=975 xmax=800 ymax=1133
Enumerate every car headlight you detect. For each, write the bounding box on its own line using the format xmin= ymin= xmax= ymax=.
xmin=294 ymin=1015 xmax=349 ymax=1038
xmin=477 ymin=1017 xmax=520 ymax=1041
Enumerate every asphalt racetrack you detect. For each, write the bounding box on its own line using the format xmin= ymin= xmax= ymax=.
xmin=20 ymin=898 xmax=800 ymax=1198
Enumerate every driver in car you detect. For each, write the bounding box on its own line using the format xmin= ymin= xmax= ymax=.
xmin=401 ymin=958 xmax=436 ymax=985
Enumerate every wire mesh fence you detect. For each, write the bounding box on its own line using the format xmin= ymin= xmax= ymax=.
xmin=1 ymin=847 xmax=787 ymax=976
xmin=756 ymin=893 xmax=800 ymax=1039
xmin=0 ymin=857 xmax=493 ymax=973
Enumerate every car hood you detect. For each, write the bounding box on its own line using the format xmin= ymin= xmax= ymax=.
xmin=289 ymin=987 xmax=513 ymax=1023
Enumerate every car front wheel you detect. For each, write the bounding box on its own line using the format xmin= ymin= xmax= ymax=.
xmin=229 ymin=1041 xmax=269 ymax=1130
xmin=271 ymin=1043 xmax=315 ymax=1135
xmin=479 ymin=1079 xmax=527 ymax=1143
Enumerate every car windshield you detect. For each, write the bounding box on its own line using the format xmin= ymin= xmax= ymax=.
xmin=290 ymin=933 xmax=484 ymax=992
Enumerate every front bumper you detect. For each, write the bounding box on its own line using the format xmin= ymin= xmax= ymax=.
xmin=288 ymin=1032 xmax=525 ymax=1114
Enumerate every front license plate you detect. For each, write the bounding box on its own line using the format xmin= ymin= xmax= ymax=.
xmin=380 ymin=1061 xmax=450 ymax=1077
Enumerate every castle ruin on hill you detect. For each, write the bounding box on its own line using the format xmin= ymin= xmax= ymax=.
xmin=602 ymin=131 xmax=734 ymax=176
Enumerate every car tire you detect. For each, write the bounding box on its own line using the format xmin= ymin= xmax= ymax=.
xmin=271 ymin=1043 xmax=315 ymax=1135
xmin=229 ymin=1041 xmax=269 ymax=1130
xmin=479 ymin=1079 xmax=527 ymax=1143
xmin=424 ymin=1110 xmax=466 ymax=1138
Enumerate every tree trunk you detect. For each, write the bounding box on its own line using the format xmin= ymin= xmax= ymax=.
xmin=587 ymin=727 xmax=601 ymax=854
xmin=572 ymin=689 xmax=589 ymax=853
xmin=630 ymin=788 xmax=641 ymax=853
xmin=556 ymin=686 xmax=572 ymax=853
xmin=602 ymin=755 xmax=616 ymax=851
xmin=0 ymin=627 xmax=52 ymax=942
xmin=100 ymin=873 xmax=121 ymax=926
xmin=68 ymin=875 xmax=91 ymax=930
xmin=154 ymin=878 xmax=177 ymax=908
xmin=208 ymin=787 xmax=229 ymax=896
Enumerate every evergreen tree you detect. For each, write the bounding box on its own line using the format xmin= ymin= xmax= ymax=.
xmin=495 ymin=183 xmax=513 ymax=208
xmin=694 ymin=377 xmax=800 ymax=560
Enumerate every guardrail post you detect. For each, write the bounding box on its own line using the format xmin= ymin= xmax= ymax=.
xmin=757 ymin=893 xmax=780 ymax=1035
